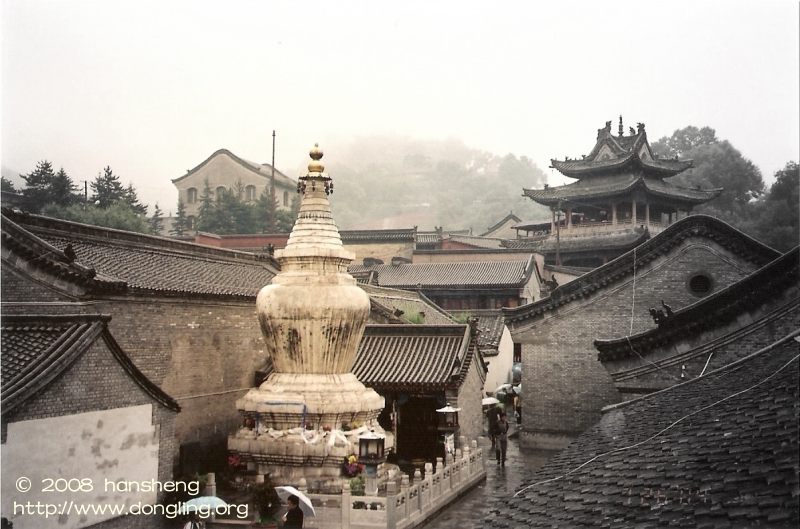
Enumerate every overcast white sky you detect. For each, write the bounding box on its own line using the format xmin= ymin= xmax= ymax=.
xmin=2 ymin=0 xmax=798 ymax=213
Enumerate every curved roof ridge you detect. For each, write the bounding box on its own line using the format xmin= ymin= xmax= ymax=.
xmin=1 ymin=313 xmax=180 ymax=413
xmin=503 ymin=215 xmax=781 ymax=327
xmin=594 ymin=247 xmax=799 ymax=358
xmin=4 ymin=208 xmax=279 ymax=266
xmin=600 ymin=329 xmax=800 ymax=414
xmin=171 ymin=148 xmax=295 ymax=186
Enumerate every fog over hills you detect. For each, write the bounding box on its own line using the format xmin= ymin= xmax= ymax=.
xmin=325 ymin=135 xmax=550 ymax=232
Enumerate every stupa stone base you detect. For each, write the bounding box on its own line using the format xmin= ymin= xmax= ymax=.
xmin=236 ymin=373 xmax=384 ymax=430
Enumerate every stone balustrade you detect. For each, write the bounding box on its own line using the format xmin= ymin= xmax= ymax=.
xmin=304 ymin=440 xmax=486 ymax=529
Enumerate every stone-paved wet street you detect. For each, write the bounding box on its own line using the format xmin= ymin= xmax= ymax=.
xmin=420 ymin=427 xmax=556 ymax=529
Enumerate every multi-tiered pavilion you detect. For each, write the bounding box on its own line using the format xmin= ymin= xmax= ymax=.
xmin=521 ymin=118 xmax=720 ymax=267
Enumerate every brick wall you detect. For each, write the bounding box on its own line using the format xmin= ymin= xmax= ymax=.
xmin=2 ymin=260 xmax=267 ymax=470
xmin=344 ymin=241 xmax=414 ymax=264
xmin=514 ymin=241 xmax=765 ymax=450
xmin=4 ymin=339 xmax=177 ymax=529
xmin=454 ymin=354 xmax=485 ymax=445
xmin=90 ymin=298 xmax=266 ymax=457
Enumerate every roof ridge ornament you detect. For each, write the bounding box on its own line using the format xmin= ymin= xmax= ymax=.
xmin=618 ymin=115 xmax=624 ymax=137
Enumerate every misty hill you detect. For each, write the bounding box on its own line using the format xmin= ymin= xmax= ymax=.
xmin=324 ymin=136 xmax=550 ymax=232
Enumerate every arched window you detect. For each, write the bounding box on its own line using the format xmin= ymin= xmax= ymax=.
xmin=186 ymin=187 xmax=197 ymax=204
xmin=283 ymin=191 xmax=289 ymax=207
xmin=216 ymin=186 xmax=227 ymax=201
xmin=246 ymin=185 xmax=257 ymax=202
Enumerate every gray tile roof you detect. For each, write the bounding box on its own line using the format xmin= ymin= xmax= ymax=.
xmin=340 ymin=228 xmax=416 ymax=243
xmin=360 ymin=284 xmax=455 ymax=325
xmin=550 ymin=152 xmax=693 ymax=178
xmin=4 ymin=209 xmax=279 ymax=298
xmin=445 ymin=234 xmax=506 ymax=249
xmin=504 ymin=215 xmax=780 ymax=327
xmin=524 ymin=173 xmax=720 ymax=206
xmin=350 ymin=259 xmax=533 ymax=289
xmin=467 ymin=309 xmax=506 ymax=355
xmin=485 ymin=339 xmax=800 ymax=528
xmin=353 ymin=324 xmax=478 ymax=391
xmin=1 ymin=314 xmax=179 ymax=414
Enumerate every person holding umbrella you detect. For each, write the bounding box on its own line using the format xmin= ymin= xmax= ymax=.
xmin=283 ymin=494 xmax=303 ymax=528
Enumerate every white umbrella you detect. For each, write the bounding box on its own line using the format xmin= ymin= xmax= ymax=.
xmin=275 ymin=485 xmax=316 ymax=517
xmin=482 ymin=397 xmax=500 ymax=406
xmin=493 ymin=383 xmax=513 ymax=395
xmin=180 ymin=496 xmax=228 ymax=514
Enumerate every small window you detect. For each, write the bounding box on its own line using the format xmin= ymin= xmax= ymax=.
xmin=513 ymin=343 xmax=522 ymax=363
xmin=687 ymin=273 xmax=713 ymax=296
xmin=283 ymin=190 xmax=289 ymax=207
xmin=215 ymin=186 xmax=227 ymax=201
xmin=245 ymin=185 xmax=257 ymax=202
xmin=187 ymin=215 xmax=196 ymax=230
xmin=186 ymin=187 xmax=197 ymax=204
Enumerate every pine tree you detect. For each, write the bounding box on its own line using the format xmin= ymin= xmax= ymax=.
xmin=258 ymin=187 xmax=281 ymax=233
xmin=149 ymin=203 xmax=165 ymax=235
xmin=21 ymin=160 xmax=57 ymax=212
xmin=123 ymin=183 xmax=148 ymax=215
xmin=171 ymin=198 xmax=189 ymax=236
xmin=91 ymin=166 xmax=126 ymax=208
xmin=52 ymin=168 xmax=79 ymax=207
xmin=196 ymin=179 xmax=217 ymax=232
xmin=2 ymin=176 xmax=17 ymax=193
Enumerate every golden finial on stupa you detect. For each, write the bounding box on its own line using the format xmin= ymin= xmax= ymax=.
xmin=308 ymin=143 xmax=324 ymax=174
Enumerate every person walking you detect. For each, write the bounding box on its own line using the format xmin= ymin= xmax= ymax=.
xmin=487 ymin=402 xmax=502 ymax=449
xmin=495 ymin=412 xmax=510 ymax=466
xmin=283 ymin=494 xmax=304 ymax=528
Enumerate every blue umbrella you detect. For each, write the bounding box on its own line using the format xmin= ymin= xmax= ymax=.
xmin=180 ymin=496 xmax=228 ymax=514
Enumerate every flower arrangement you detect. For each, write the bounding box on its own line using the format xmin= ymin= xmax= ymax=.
xmin=342 ymin=454 xmax=364 ymax=477
xmin=228 ymin=454 xmax=243 ymax=469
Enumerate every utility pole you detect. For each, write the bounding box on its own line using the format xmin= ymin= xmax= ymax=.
xmin=270 ymin=130 xmax=277 ymax=233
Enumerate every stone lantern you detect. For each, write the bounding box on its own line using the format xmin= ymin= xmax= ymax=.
xmin=435 ymin=404 xmax=461 ymax=432
xmin=358 ymin=430 xmax=385 ymax=496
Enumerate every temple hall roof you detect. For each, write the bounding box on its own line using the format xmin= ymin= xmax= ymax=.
xmin=3 ymin=208 xmax=279 ymax=299
xmin=359 ymin=284 xmax=455 ymax=325
xmin=549 ymin=119 xmax=694 ymax=179
xmin=350 ymin=258 xmax=534 ymax=290
xmin=1 ymin=313 xmax=180 ymax=414
xmin=353 ymin=324 xmax=482 ymax=392
xmin=485 ymin=338 xmax=799 ymax=528
xmin=523 ymin=173 xmax=721 ymax=206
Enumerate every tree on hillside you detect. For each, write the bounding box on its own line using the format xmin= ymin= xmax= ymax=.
xmin=43 ymin=201 xmax=150 ymax=233
xmin=747 ymin=161 xmax=798 ymax=251
xmin=171 ymin=198 xmax=189 ymax=237
xmin=52 ymin=168 xmax=80 ymax=207
xmin=258 ymin=188 xmax=281 ymax=233
xmin=124 ymin=183 xmax=148 ymax=215
xmin=652 ymin=126 xmax=764 ymax=223
xmin=651 ymin=126 xmax=717 ymax=158
xmin=2 ymin=176 xmax=17 ymax=193
xmin=150 ymin=203 xmax=165 ymax=235
xmin=91 ymin=166 xmax=126 ymax=207
xmin=21 ymin=161 xmax=80 ymax=212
